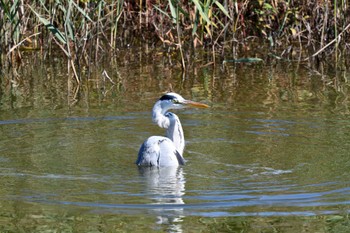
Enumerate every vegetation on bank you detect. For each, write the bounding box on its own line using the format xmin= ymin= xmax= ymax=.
xmin=1 ymin=0 xmax=349 ymax=80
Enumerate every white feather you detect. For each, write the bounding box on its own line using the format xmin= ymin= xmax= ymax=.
xmin=136 ymin=93 xmax=187 ymax=167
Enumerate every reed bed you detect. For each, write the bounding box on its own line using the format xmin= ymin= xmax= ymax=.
xmin=1 ymin=0 xmax=349 ymax=81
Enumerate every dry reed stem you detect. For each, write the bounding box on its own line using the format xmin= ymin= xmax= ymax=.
xmin=311 ymin=22 xmax=350 ymax=59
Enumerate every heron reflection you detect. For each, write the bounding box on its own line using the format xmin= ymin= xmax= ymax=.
xmin=138 ymin=166 xmax=185 ymax=232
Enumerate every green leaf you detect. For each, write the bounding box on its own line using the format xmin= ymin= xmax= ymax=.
xmin=56 ymin=0 xmax=67 ymax=15
xmin=153 ymin=5 xmax=171 ymax=19
xmin=168 ymin=0 xmax=177 ymax=24
xmin=0 ymin=0 xmax=10 ymax=18
xmin=191 ymin=0 xmax=211 ymax=25
xmin=263 ymin=3 xmax=273 ymax=10
xmin=38 ymin=0 xmax=49 ymax=13
xmin=28 ymin=5 xmax=67 ymax=44
xmin=9 ymin=0 xmax=20 ymax=19
xmin=66 ymin=22 xmax=75 ymax=41
xmin=72 ymin=1 xmax=93 ymax=22
xmin=214 ymin=1 xmax=232 ymax=20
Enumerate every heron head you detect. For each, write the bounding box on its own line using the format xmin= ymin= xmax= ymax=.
xmin=158 ymin=92 xmax=209 ymax=113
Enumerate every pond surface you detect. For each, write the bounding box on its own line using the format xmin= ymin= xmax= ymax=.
xmin=0 ymin=50 xmax=350 ymax=232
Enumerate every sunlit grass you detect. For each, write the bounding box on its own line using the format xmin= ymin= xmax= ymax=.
xmin=1 ymin=0 xmax=349 ymax=79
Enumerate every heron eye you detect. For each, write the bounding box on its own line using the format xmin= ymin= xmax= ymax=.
xmin=172 ymin=99 xmax=180 ymax=104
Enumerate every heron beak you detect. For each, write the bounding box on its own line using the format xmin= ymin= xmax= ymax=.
xmin=183 ymin=100 xmax=210 ymax=108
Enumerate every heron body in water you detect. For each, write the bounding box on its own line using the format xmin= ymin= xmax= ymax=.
xmin=136 ymin=93 xmax=209 ymax=167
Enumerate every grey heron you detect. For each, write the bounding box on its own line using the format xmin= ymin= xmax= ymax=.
xmin=136 ymin=92 xmax=209 ymax=167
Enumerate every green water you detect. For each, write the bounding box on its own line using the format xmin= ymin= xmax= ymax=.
xmin=0 ymin=51 xmax=350 ymax=232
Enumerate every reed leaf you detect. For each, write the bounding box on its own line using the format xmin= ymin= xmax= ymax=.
xmin=0 ymin=0 xmax=10 ymax=17
xmin=153 ymin=5 xmax=171 ymax=19
xmin=10 ymin=0 xmax=20 ymax=43
xmin=10 ymin=0 xmax=20 ymax=19
xmin=37 ymin=0 xmax=49 ymax=13
xmin=168 ymin=0 xmax=177 ymax=23
xmin=72 ymin=1 xmax=93 ymax=23
xmin=213 ymin=0 xmax=231 ymax=20
xmin=28 ymin=4 xmax=67 ymax=44
xmin=64 ymin=0 xmax=74 ymax=41
xmin=191 ymin=0 xmax=211 ymax=25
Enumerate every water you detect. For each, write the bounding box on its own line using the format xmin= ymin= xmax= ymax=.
xmin=1 ymin=52 xmax=350 ymax=232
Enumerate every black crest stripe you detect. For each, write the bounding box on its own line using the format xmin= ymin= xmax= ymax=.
xmin=159 ymin=94 xmax=177 ymax=101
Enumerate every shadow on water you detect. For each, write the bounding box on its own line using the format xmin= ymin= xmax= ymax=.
xmin=1 ymin=49 xmax=350 ymax=232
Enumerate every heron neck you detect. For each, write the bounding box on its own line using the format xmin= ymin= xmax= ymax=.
xmin=152 ymin=102 xmax=170 ymax=128
xmin=166 ymin=113 xmax=185 ymax=155
xmin=152 ymin=102 xmax=185 ymax=155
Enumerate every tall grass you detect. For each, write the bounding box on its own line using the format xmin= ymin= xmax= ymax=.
xmin=1 ymin=0 xmax=349 ymax=80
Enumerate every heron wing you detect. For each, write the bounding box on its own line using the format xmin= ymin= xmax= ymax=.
xmin=136 ymin=136 xmax=185 ymax=167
